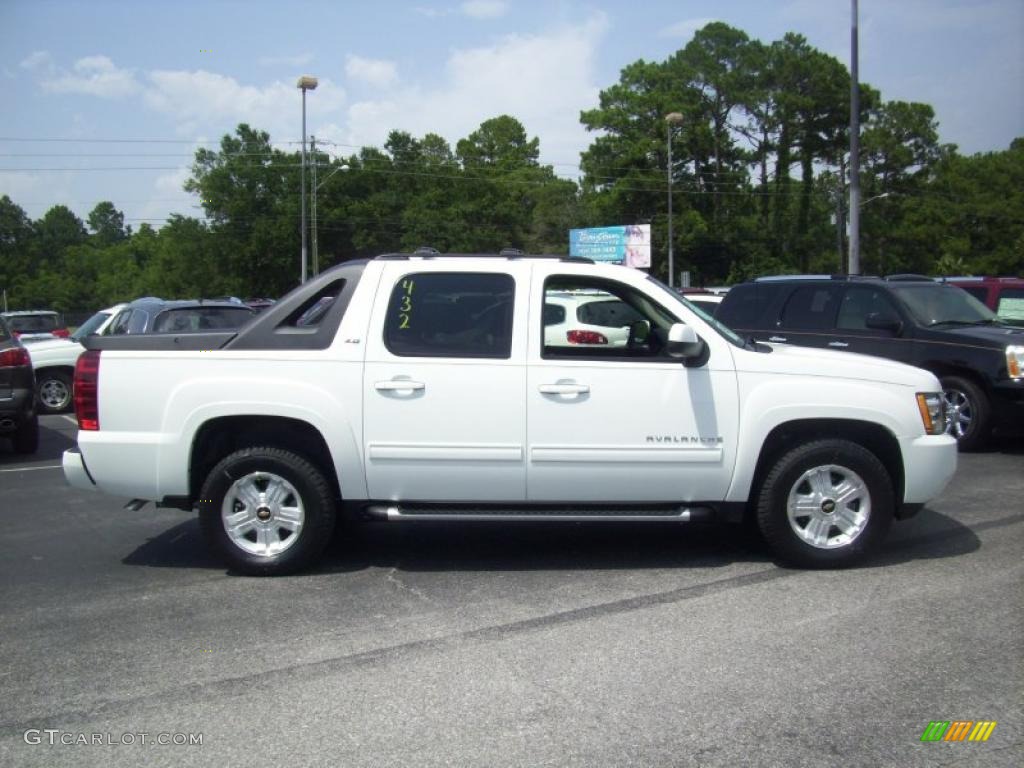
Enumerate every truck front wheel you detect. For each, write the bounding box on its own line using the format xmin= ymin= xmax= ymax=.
xmin=198 ymin=446 xmax=336 ymax=575
xmin=756 ymin=439 xmax=893 ymax=568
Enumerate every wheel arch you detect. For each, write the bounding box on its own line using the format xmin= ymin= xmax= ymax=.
xmin=745 ymin=419 xmax=904 ymax=519
xmin=189 ymin=416 xmax=341 ymax=505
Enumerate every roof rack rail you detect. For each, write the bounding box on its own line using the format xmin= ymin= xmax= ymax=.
xmin=372 ymin=252 xmax=594 ymax=264
xmin=499 ymin=247 xmax=524 ymax=257
xmin=884 ymin=273 xmax=932 ymax=282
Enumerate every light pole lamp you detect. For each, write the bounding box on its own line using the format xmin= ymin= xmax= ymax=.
xmin=297 ymin=74 xmax=318 ymax=283
xmin=665 ymin=112 xmax=684 ymax=287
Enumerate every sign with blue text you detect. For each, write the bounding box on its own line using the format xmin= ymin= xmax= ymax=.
xmin=569 ymin=224 xmax=650 ymax=267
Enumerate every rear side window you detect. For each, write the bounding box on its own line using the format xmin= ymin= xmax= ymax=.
xmin=577 ymin=299 xmax=645 ymax=328
xmin=384 ymin=272 xmax=515 ymax=358
xmin=780 ymin=286 xmax=841 ymax=330
xmin=959 ymin=287 xmax=988 ymax=303
xmin=996 ymin=289 xmax=1024 ymax=323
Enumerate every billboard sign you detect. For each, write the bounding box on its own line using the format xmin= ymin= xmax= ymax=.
xmin=569 ymin=224 xmax=650 ymax=267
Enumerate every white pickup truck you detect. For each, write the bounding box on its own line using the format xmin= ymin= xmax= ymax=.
xmin=64 ymin=253 xmax=958 ymax=575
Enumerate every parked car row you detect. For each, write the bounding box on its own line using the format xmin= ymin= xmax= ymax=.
xmin=6 ymin=298 xmax=258 ymax=419
xmin=715 ymin=274 xmax=1024 ymax=451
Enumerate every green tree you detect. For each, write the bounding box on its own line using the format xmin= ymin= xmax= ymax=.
xmin=87 ymin=201 xmax=128 ymax=245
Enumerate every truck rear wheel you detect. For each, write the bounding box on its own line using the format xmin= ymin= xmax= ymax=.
xmin=756 ymin=439 xmax=893 ymax=568
xmin=198 ymin=446 xmax=335 ymax=575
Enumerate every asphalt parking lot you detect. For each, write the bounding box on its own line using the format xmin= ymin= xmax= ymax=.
xmin=0 ymin=416 xmax=1021 ymax=767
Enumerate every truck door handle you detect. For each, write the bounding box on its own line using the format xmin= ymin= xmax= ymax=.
xmin=768 ymin=336 xmax=787 ymax=343
xmin=375 ymin=380 xmax=425 ymax=391
xmin=828 ymin=341 xmax=849 ymax=348
xmin=539 ymin=383 xmax=590 ymax=395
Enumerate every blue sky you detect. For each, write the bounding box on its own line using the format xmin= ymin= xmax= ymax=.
xmin=1 ymin=0 xmax=1021 ymax=228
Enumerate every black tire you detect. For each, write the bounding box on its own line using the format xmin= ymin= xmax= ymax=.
xmin=756 ymin=439 xmax=893 ymax=568
xmin=13 ymin=414 xmax=39 ymax=455
xmin=939 ymin=375 xmax=990 ymax=452
xmin=36 ymin=370 xmax=74 ymax=414
xmin=198 ymin=446 xmax=336 ymax=576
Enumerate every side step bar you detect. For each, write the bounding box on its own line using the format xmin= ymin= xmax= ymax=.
xmin=363 ymin=503 xmax=717 ymax=523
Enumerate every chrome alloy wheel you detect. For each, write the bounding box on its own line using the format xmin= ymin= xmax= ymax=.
xmin=786 ymin=464 xmax=871 ymax=550
xmin=221 ymin=472 xmax=305 ymax=557
xmin=39 ymin=378 xmax=71 ymax=410
xmin=942 ymin=388 xmax=972 ymax=440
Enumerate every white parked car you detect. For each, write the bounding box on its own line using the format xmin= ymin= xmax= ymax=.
xmin=64 ymin=252 xmax=957 ymax=575
xmin=544 ymin=291 xmax=647 ymax=348
xmin=28 ymin=304 xmax=125 ymax=414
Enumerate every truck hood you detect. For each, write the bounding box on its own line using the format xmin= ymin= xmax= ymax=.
xmin=926 ymin=322 xmax=1024 ymax=346
xmin=733 ymin=342 xmax=939 ymax=390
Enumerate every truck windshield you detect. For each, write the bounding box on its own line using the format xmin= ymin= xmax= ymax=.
xmin=891 ymin=284 xmax=997 ymax=326
xmin=70 ymin=311 xmax=112 ymax=342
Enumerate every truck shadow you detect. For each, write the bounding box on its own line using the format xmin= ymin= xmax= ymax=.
xmin=0 ymin=417 xmax=75 ymax=464
xmin=121 ymin=507 xmax=985 ymax=574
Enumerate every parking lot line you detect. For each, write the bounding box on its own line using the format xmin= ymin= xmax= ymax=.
xmin=0 ymin=464 xmax=63 ymax=473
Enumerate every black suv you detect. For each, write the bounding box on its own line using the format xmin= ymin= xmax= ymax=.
xmin=0 ymin=314 xmax=39 ymax=454
xmin=717 ymin=275 xmax=1024 ymax=450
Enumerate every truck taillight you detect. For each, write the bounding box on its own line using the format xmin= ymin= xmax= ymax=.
xmin=0 ymin=347 xmax=31 ymax=367
xmin=74 ymin=350 xmax=101 ymax=431
xmin=566 ymin=330 xmax=608 ymax=345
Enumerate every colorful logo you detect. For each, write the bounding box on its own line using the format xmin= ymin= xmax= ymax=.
xmin=920 ymin=721 xmax=997 ymax=742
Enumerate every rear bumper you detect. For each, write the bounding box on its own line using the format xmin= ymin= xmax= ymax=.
xmin=63 ymin=447 xmax=97 ymax=491
xmin=900 ymin=434 xmax=957 ymax=504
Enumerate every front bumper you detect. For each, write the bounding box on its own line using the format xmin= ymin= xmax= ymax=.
xmin=63 ymin=447 xmax=97 ymax=491
xmin=901 ymin=433 xmax=957 ymax=504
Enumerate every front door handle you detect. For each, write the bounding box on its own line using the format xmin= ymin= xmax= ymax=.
xmin=375 ymin=380 xmax=425 ymax=391
xmin=828 ymin=341 xmax=849 ymax=348
xmin=768 ymin=336 xmax=787 ymax=343
xmin=538 ymin=383 xmax=590 ymax=395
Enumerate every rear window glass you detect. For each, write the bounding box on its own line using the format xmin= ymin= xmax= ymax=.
xmin=152 ymin=307 xmax=253 ymax=333
xmin=780 ymin=286 xmax=841 ymax=330
xmin=717 ymin=284 xmax=781 ymax=328
xmin=6 ymin=313 xmax=61 ymax=332
xmin=576 ymin=299 xmax=645 ymax=328
xmin=542 ymin=303 xmax=565 ymax=326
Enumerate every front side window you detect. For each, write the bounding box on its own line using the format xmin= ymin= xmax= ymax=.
xmin=543 ymin=276 xmax=678 ymax=359
xmin=837 ymin=287 xmax=901 ymax=331
xmin=384 ymin=272 xmax=515 ymax=358
xmin=779 ymin=286 xmax=841 ymax=331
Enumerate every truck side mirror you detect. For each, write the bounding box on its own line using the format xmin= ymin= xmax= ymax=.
xmin=667 ymin=323 xmax=706 ymax=360
xmin=865 ymin=312 xmax=903 ymax=334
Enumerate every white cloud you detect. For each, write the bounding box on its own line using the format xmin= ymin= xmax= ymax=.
xmin=41 ymin=55 xmax=139 ymax=98
xmin=341 ymin=13 xmax=608 ymax=173
xmin=142 ymin=70 xmax=346 ymax=142
xmin=460 ymin=0 xmax=507 ymax=19
xmin=19 ymin=50 xmax=55 ymax=73
xmin=345 ymin=55 xmax=399 ymax=88
xmin=660 ymin=17 xmax=718 ymax=39
xmin=414 ymin=6 xmax=450 ymax=18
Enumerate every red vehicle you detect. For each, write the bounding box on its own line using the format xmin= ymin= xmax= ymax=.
xmin=940 ymin=277 xmax=1024 ymax=328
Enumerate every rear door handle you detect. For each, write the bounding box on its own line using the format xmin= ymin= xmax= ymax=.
xmin=375 ymin=380 xmax=425 ymax=391
xmin=538 ymin=383 xmax=590 ymax=395
xmin=828 ymin=341 xmax=849 ymax=348
xmin=768 ymin=336 xmax=787 ymax=343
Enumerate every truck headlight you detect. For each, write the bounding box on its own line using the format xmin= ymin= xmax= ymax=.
xmin=1007 ymin=345 xmax=1024 ymax=380
xmin=916 ymin=392 xmax=946 ymax=435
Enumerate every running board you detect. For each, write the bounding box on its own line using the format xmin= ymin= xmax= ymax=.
xmin=362 ymin=503 xmax=717 ymax=522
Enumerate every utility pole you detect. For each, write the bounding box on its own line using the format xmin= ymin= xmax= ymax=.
xmin=311 ymin=135 xmax=318 ymax=277
xmin=848 ymin=0 xmax=861 ymax=274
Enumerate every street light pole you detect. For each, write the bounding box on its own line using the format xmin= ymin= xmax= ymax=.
xmin=310 ymin=135 xmax=318 ymax=277
xmin=665 ymin=112 xmax=684 ymax=287
xmin=848 ymin=0 xmax=861 ymax=275
xmin=297 ymin=75 xmax=318 ymax=283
